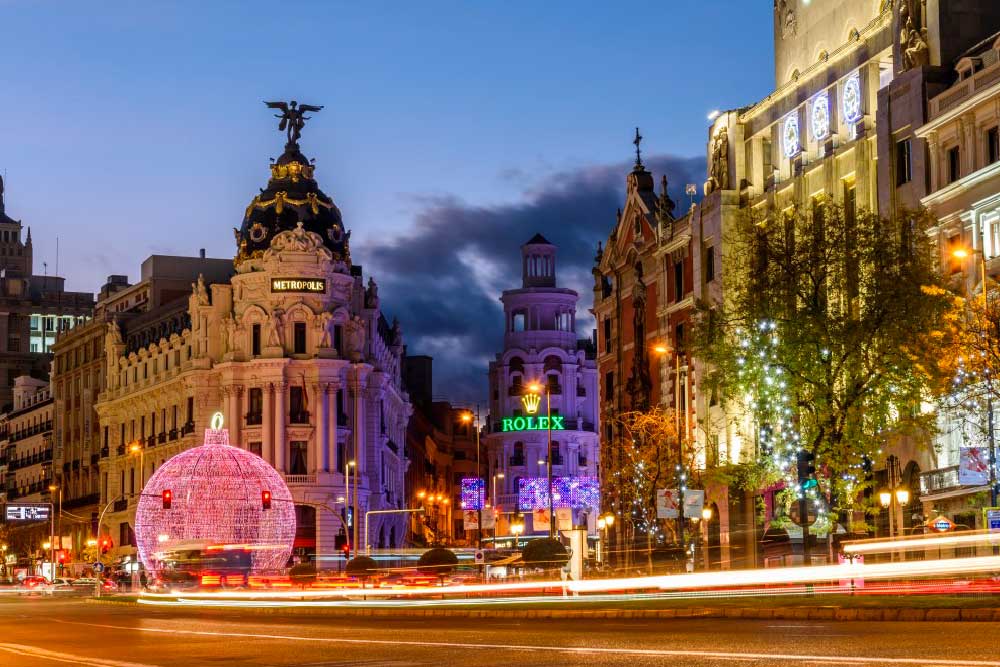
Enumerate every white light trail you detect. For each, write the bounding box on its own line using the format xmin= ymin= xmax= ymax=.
xmin=137 ymin=554 xmax=1000 ymax=604
xmin=843 ymin=530 xmax=1000 ymax=554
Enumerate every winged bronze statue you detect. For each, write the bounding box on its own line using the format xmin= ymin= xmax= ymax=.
xmin=264 ymin=100 xmax=324 ymax=145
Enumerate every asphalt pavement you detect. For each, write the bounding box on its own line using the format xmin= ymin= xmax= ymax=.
xmin=2 ymin=597 xmax=1000 ymax=666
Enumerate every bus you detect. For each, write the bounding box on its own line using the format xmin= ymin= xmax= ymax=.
xmin=151 ymin=542 xmax=253 ymax=590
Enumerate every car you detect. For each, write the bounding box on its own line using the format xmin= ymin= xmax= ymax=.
xmin=72 ymin=577 xmax=117 ymax=592
xmin=21 ymin=576 xmax=49 ymax=588
xmin=50 ymin=577 xmax=75 ymax=589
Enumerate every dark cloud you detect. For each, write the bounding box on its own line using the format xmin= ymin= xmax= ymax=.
xmin=360 ymin=154 xmax=705 ymax=404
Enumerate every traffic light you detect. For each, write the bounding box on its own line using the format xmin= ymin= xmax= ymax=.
xmin=99 ymin=537 xmax=112 ymax=554
xmin=341 ymin=542 xmax=351 ymax=559
xmin=797 ymin=449 xmax=816 ymax=486
xmin=162 ymin=489 xmax=172 ymax=510
xmin=261 ymin=489 xmax=272 ymax=510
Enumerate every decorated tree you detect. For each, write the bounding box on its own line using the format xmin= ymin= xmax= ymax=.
xmin=609 ymin=407 xmax=683 ymax=568
xmin=692 ymin=203 xmax=953 ymax=543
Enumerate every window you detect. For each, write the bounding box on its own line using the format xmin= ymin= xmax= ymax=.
xmin=674 ymin=261 xmax=684 ymax=303
xmin=6 ymin=337 xmax=17 ymax=353
xmin=289 ymin=441 xmax=308 ymax=475
xmin=293 ymin=322 xmax=306 ymax=354
xmin=248 ymin=388 xmax=263 ymax=420
xmin=512 ymin=312 xmax=526 ymax=332
xmin=988 ymin=127 xmax=999 ymax=166
xmin=604 ymin=371 xmax=614 ymax=397
xmin=334 ymin=324 xmax=342 ymax=352
xmin=251 ymin=324 xmax=261 ymax=356
xmin=186 ymin=396 xmax=194 ymax=425
xmin=603 ymin=318 xmax=611 ymax=353
xmin=896 ymin=139 xmax=911 ymax=185
xmin=289 ymin=386 xmax=306 ymax=421
xmin=675 ymin=323 xmax=685 ymax=352
xmin=704 ymin=245 xmax=715 ymax=283
xmin=948 ymin=146 xmax=961 ymax=183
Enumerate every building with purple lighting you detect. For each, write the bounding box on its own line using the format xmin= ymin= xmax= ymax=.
xmin=484 ymin=235 xmax=599 ymax=536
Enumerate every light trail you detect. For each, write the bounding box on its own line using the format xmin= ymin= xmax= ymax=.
xmin=843 ymin=530 xmax=1000 ymax=554
xmin=137 ymin=554 xmax=1000 ymax=605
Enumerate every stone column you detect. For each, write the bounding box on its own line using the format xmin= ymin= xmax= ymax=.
xmin=229 ymin=386 xmax=242 ymax=446
xmin=313 ymin=382 xmax=329 ymax=473
xmin=274 ymin=382 xmax=287 ymax=473
xmin=327 ymin=384 xmax=338 ymax=473
xmin=263 ymin=383 xmax=274 ymax=466
xmin=927 ymin=131 xmax=939 ymax=194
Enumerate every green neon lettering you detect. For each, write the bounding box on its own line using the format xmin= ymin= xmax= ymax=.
xmin=501 ymin=418 xmax=513 ymax=432
xmin=551 ymin=416 xmax=565 ymax=430
xmin=538 ymin=416 xmax=548 ymax=429
xmin=527 ymin=416 xmax=537 ymax=430
xmin=512 ymin=416 xmax=527 ymax=431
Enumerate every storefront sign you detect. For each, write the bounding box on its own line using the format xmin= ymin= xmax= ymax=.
xmin=500 ymin=415 xmax=565 ymax=432
xmin=270 ymin=278 xmax=326 ymax=293
xmin=4 ymin=504 xmax=51 ymax=522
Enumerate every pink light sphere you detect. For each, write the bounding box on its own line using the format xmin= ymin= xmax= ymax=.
xmin=134 ymin=421 xmax=296 ymax=573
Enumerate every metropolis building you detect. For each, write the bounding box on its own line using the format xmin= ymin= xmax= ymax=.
xmin=484 ymin=235 xmax=600 ymax=535
xmin=95 ymin=115 xmax=411 ymax=562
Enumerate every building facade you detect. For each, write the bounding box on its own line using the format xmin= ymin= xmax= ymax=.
xmin=484 ymin=235 xmax=600 ymax=536
xmin=915 ymin=32 xmax=1000 ymax=526
xmin=1 ymin=376 xmax=55 ymax=564
xmin=0 ymin=175 xmax=93 ymax=408
xmin=94 ymin=123 xmax=411 ymax=565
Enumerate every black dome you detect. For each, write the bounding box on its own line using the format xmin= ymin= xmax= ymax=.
xmin=235 ymin=142 xmax=350 ymax=266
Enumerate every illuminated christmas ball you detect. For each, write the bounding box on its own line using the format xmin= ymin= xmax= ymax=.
xmin=134 ymin=414 xmax=296 ymax=573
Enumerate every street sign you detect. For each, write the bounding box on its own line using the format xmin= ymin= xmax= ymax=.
xmin=4 ymin=503 xmax=51 ymax=522
xmin=474 ymin=550 xmax=485 ymax=564
xmin=92 ymin=562 xmax=104 ymax=573
xmin=983 ymin=507 xmax=1000 ymax=533
xmin=928 ymin=515 xmax=955 ymax=533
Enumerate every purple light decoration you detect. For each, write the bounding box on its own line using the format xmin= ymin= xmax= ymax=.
xmin=134 ymin=422 xmax=296 ymax=574
xmin=460 ymin=478 xmax=485 ymax=510
xmin=517 ymin=476 xmax=600 ymax=511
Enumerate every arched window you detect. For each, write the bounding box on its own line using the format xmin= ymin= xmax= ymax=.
xmin=543 ymin=355 xmax=561 ymax=372
xmin=512 ymin=311 xmax=526 ymax=332
xmin=509 ymin=357 xmax=525 ymax=374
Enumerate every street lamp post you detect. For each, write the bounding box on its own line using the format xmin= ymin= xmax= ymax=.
xmin=47 ymin=484 xmax=59 ymax=581
xmin=527 ymin=382 xmax=554 ymax=539
xmin=954 ymin=245 xmax=999 ymax=507
xmin=344 ymin=460 xmax=355 ymax=558
xmin=461 ymin=409 xmax=483 ymax=547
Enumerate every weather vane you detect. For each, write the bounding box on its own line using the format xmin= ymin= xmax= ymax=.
xmin=264 ymin=100 xmax=324 ymax=145
xmin=633 ymin=127 xmax=643 ymax=167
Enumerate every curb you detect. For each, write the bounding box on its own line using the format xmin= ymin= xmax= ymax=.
xmin=84 ymin=598 xmax=1000 ymax=622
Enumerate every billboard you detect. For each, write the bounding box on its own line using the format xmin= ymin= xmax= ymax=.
xmin=517 ymin=476 xmax=599 ymax=511
xmin=460 ymin=478 xmax=485 ymax=510
xmin=5 ymin=504 xmax=51 ymax=522
xmin=959 ymin=447 xmax=990 ymax=486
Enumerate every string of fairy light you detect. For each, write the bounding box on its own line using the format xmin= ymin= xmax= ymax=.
xmin=735 ymin=320 xmax=826 ymax=525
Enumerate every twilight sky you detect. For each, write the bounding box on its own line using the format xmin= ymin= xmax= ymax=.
xmin=0 ymin=2 xmax=774 ymax=402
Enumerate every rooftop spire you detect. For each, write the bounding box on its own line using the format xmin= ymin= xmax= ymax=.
xmin=633 ymin=127 xmax=643 ymax=168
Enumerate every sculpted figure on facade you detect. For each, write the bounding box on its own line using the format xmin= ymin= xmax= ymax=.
xmin=776 ymin=0 xmax=796 ymax=40
xmin=710 ymin=126 xmax=730 ymax=191
xmin=223 ymin=315 xmax=239 ymax=354
xmin=266 ymin=309 xmax=285 ymax=347
xmin=318 ymin=311 xmax=334 ymax=348
xmin=108 ymin=320 xmax=124 ymax=348
xmin=192 ymin=274 xmax=209 ymax=306
xmin=365 ymin=277 xmax=379 ymax=309
xmin=390 ymin=317 xmax=403 ymax=348
xmin=344 ymin=315 xmax=366 ymax=362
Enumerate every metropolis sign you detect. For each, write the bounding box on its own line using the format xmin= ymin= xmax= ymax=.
xmin=500 ymin=415 xmax=565 ymax=432
xmin=270 ymin=278 xmax=326 ymax=293
xmin=4 ymin=503 xmax=51 ymax=522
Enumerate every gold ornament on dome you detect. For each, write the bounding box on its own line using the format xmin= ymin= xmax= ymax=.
xmin=243 ymin=191 xmax=335 ymax=219
xmin=269 ymin=161 xmax=315 ymax=183
xmin=249 ymin=222 xmax=268 ymax=243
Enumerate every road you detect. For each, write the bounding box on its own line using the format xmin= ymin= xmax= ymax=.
xmin=2 ymin=598 xmax=1000 ymax=666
